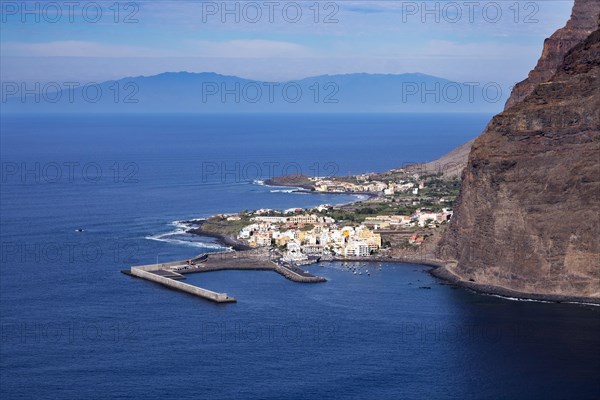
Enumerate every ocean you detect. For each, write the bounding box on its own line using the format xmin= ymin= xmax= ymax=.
xmin=1 ymin=113 xmax=599 ymax=399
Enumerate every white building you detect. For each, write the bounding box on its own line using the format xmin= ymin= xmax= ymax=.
xmin=283 ymin=241 xmax=309 ymax=263
xmin=344 ymin=242 xmax=371 ymax=257
xmin=253 ymin=216 xmax=288 ymax=223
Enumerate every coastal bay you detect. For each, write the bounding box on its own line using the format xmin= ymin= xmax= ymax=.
xmin=2 ymin=113 xmax=598 ymax=399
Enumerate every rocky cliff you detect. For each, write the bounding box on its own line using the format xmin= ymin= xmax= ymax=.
xmin=438 ymin=7 xmax=600 ymax=300
xmin=505 ymin=0 xmax=600 ymax=108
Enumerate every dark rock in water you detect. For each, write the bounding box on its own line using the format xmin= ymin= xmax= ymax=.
xmin=419 ymin=286 xmax=432 ymax=290
xmin=439 ymin=1 xmax=600 ymax=300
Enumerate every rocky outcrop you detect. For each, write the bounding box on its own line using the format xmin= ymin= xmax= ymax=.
xmin=505 ymin=0 xmax=600 ymax=108
xmin=438 ymin=20 xmax=600 ymax=300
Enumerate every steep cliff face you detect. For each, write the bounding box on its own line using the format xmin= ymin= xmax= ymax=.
xmin=505 ymin=0 xmax=600 ymax=108
xmin=438 ymin=24 xmax=600 ymax=298
xmin=405 ymin=1 xmax=599 ymax=178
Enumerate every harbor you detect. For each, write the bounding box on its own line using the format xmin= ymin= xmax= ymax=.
xmin=123 ymin=249 xmax=327 ymax=303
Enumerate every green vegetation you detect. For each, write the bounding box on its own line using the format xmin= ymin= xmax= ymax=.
xmin=320 ymin=201 xmax=420 ymax=224
xmin=419 ymin=176 xmax=461 ymax=199
xmin=200 ymin=215 xmax=252 ymax=237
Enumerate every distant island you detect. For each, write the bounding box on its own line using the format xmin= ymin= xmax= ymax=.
xmin=2 ymin=72 xmax=505 ymax=114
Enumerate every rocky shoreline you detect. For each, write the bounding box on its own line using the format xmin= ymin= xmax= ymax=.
xmin=263 ymin=174 xmax=314 ymax=189
xmin=181 ymin=219 xmax=252 ymax=251
xmin=430 ymin=265 xmax=600 ymax=306
xmin=324 ymin=255 xmax=600 ymax=305
xmin=263 ymin=178 xmax=381 ymax=201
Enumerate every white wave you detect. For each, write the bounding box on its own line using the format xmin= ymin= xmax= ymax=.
xmin=145 ymin=219 xmax=230 ymax=251
xmin=172 ymin=219 xmax=204 ymax=229
xmin=269 ymin=189 xmax=297 ymax=193
xmin=252 ymin=179 xmax=266 ymax=186
xmin=145 ymin=234 xmax=230 ymax=250
xmin=488 ymin=294 xmax=600 ymax=307
xmin=166 ymin=222 xmax=189 ymax=233
xmin=485 ymin=294 xmax=599 ymax=306
xmin=487 ymin=294 xmax=553 ymax=304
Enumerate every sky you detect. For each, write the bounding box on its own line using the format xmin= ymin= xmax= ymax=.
xmin=1 ymin=0 xmax=574 ymax=88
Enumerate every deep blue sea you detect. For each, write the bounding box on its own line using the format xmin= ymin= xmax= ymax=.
xmin=1 ymin=114 xmax=599 ymax=400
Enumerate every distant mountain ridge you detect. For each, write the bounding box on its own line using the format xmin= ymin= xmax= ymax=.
xmin=1 ymin=72 xmax=505 ymax=113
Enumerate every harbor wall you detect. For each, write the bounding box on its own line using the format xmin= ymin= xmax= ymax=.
xmin=130 ymin=268 xmax=234 ymax=302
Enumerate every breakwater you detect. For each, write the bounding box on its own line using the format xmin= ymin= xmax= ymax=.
xmin=124 ymin=250 xmax=326 ymax=303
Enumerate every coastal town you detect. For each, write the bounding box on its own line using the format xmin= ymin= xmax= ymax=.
xmin=190 ymin=169 xmax=459 ymax=265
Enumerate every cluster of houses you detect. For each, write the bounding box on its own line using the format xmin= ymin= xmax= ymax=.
xmin=363 ymin=208 xmax=453 ymax=229
xmin=309 ymin=176 xmax=424 ymax=196
xmin=236 ymin=206 xmax=453 ymax=261
xmin=238 ymin=213 xmax=382 ymax=262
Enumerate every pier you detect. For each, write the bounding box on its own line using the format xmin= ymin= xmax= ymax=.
xmin=124 ymin=250 xmax=326 ymax=303
xmin=126 ymin=260 xmax=236 ymax=303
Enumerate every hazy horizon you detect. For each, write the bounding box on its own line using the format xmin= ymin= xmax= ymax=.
xmin=1 ymin=0 xmax=574 ymax=88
